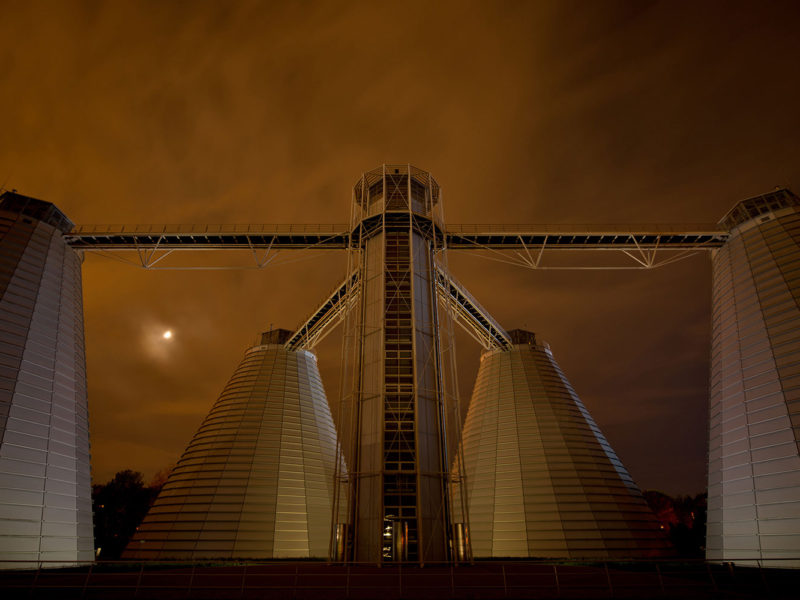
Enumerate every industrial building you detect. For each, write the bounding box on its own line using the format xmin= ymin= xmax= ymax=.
xmin=707 ymin=191 xmax=800 ymax=566
xmin=0 ymin=194 xmax=93 ymax=567
xmin=0 ymin=169 xmax=798 ymax=568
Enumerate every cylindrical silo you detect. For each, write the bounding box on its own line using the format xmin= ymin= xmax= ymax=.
xmin=0 ymin=192 xmax=93 ymax=568
xmin=708 ymin=189 xmax=800 ymax=566
xmin=124 ymin=329 xmax=340 ymax=559
xmin=454 ymin=329 xmax=669 ymax=559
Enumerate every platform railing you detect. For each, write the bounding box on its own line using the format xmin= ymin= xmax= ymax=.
xmin=1 ymin=558 xmax=797 ymax=599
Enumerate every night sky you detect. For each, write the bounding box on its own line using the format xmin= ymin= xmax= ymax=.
xmin=2 ymin=0 xmax=799 ymax=496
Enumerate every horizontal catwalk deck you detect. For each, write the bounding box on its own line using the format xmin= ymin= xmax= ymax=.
xmin=64 ymin=224 xmax=728 ymax=250
xmin=444 ymin=224 xmax=727 ymax=250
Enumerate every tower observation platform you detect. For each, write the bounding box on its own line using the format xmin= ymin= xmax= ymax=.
xmin=0 ymin=169 xmax=799 ymax=568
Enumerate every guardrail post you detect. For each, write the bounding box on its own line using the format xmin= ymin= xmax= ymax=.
xmin=655 ymin=562 xmax=664 ymax=595
xmin=706 ymin=562 xmax=718 ymax=593
xmin=757 ymin=560 xmax=769 ymax=594
xmin=501 ymin=564 xmax=507 ymax=598
xmin=553 ymin=564 xmax=560 ymax=598
xmin=134 ymin=563 xmax=144 ymax=598
xmin=31 ymin=563 xmax=42 ymax=597
xmin=80 ymin=563 xmax=93 ymax=599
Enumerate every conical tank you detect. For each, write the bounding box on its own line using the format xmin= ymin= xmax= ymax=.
xmin=454 ymin=329 xmax=669 ymax=559
xmin=124 ymin=330 xmax=340 ymax=559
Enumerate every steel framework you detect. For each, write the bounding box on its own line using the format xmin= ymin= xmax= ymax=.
xmin=60 ymin=180 xmax=789 ymax=566
xmin=65 ymin=222 xmax=727 ymax=271
xmin=3 ymin=176 xmax=797 ymax=567
xmin=62 ymin=218 xmax=732 ymax=349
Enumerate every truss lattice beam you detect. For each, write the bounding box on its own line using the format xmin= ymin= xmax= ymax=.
xmin=444 ymin=226 xmax=728 ymax=250
xmin=65 ymin=225 xmax=350 ymax=250
xmin=284 ymin=266 xmax=510 ymax=353
xmin=65 ymin=224 xmax=727 ymax=251
xmin=286 ymin=271 xmax=360 ymax=350
xmin=434 ymin=265 xmax=511 ymax=351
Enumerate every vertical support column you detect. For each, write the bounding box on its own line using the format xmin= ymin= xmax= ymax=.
xmin=0 ymin=192 xmax=93 ymax=568
xmin=351 ymin=217 xmax=386 ymax=562
xmin=338 ymin=166 xmax=450 ymax=564
xmin=708 ymin=190 xmax=800 ymax=567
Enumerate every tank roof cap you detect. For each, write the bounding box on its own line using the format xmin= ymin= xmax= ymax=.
xmin=0 ymin=190 xmax=74 ymax=233
xmin=259 ymin=329 xmax=293 ymax=345
xmin=508 ymin=329 xmax=537 ymax=345
xmin=719 ymin=188 xmax=799 ymax=230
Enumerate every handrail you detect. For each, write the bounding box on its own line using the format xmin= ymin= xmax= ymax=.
xmin=0 ymin=558 xmax=796 ymax=598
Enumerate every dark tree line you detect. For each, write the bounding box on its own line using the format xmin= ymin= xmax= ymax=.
xmin=644 ymin=490 xmax=708 ymax=558
xmin=92 ymin=470 xmax=167 ymax=559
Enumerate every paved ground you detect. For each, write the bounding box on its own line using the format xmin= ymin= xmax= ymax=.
xmin=1 ymin=560 xmax=797 ymax=599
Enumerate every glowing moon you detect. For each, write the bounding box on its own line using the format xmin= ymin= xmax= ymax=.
xmin=163 ymin=330 xmax=173 ymax=340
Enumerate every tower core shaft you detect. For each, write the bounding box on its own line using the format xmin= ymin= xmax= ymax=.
xmin=337 ymin=166 xmax=452 ymax=563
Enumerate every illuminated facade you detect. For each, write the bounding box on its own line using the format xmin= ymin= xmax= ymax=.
xmin=124 ymin=330 xmax=340 ymax=559
xmin=0 ymin=192 xmax=93 ymax=567
xmin=334 ymin=166 xmax=459 ymax=563
xmin=707 ymin=190 xmax=800 ymax=566
xmin=454 ymin=330 xmax=669 ymax=558
xmin=2 ymin=176 xmax=800 ymax=568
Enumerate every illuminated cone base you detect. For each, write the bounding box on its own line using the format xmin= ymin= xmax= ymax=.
xmin=455 ymin=331 xmax=670 ymax=559
xmin=124 ymin=331 xmax=340 ymax=559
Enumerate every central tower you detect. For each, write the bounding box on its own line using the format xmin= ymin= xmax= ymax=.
xmin=334 ymin=165 xmax=455 ymax=563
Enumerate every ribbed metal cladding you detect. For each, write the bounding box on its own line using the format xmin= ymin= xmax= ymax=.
xmin=708 ymin=191 xmax=800 ymax=566
xmin=0 ymin=195 xmax=93 ymax=568
xmin=124 ymin=333 xmax=340 ymax=559
xmin=454 ymin=332 xmax=669 ymax=559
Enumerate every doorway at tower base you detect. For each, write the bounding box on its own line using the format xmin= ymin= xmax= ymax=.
xmin=454 ymin=329 xmax=670 ymax=559
xmin=123 ymin=330 xmax=341 ymax=560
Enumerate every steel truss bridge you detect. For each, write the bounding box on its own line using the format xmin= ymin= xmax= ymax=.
xmin=4 ymin=178 xmax=797 ymax=566
xmin=65 ymin=219 xmax=729 ymax=353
